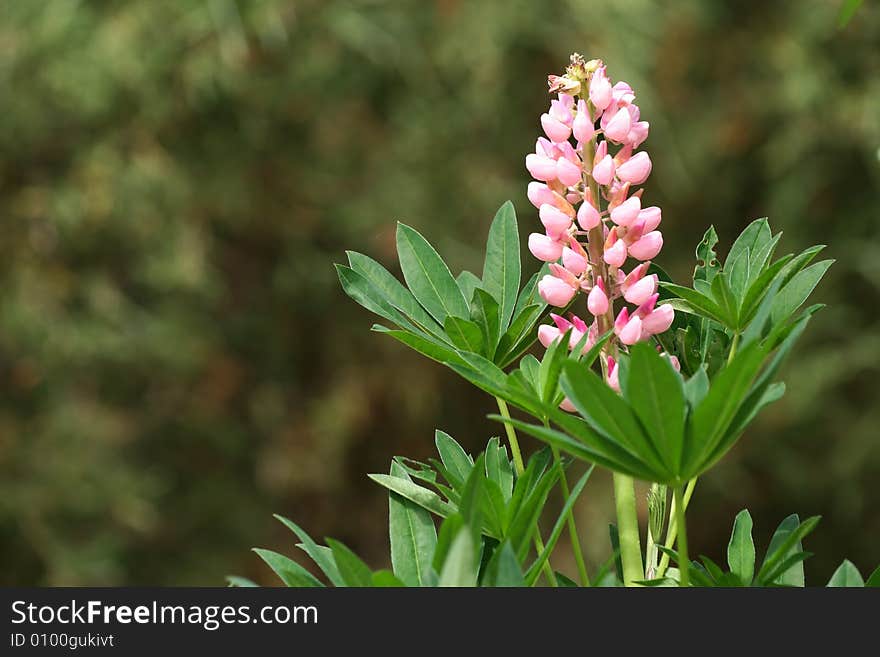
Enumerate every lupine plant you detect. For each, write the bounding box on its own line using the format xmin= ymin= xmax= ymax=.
xmin=238 ymin=55 xmax=878 ymax=588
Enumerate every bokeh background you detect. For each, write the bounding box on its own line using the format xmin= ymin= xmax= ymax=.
xmin=1 ymin=0 xmax=878 ymax=586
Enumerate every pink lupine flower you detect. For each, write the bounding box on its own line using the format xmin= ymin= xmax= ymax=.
xmin=610 ymin=196 xmax=641 ymax=226
xmin=525 ymin=154 xmax=557 ymax=181
xmin=638 ymin=206 xmax=662 ymax=232
xmin=541 ymin=112 xmax=571 ymax=143
xmin=539 ymin=204 xmax=572 ymax=239
xmin=603 ymin=229 xmax=627 ymax=267
xmin=577 ymin=196 xmax=601 ymax=230
xmin=559 ymin=397 xmax=577 ymax=412
xmin=616 ymin=151 xmax=652 ymax=185
xmin=618 ymin=314 xmax=643 ymax=345
xmin=528 ymin=233 xmax=564 ymax=262
xmin=628 ymin=230 xmax=663 ymax=260
xmin=589 ymin=66 xmax=613 ymax=111
xmin=538 ymin=323 xmax=562 ymax=348
xmin=623 ymin=273 xmax=658 ymax=306
xmin=604 ymin=107 xmax=632 ymax=143
xmin=538 ymin=274 xmax=577 ymax=307
xmin=641 ymin=303 xmax=675 ymax=335
xmin=525 ymin=55 xmax=676 ymax=381
xmin=606 ymin=356 xmax=621 ymax=392
xmin=588 ymin=277 xmax=609 ymax=316
xmin=562 ymin=240 xmax=589 ymax=276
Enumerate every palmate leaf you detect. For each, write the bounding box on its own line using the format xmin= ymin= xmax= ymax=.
xmin=326 ymin=539 xmax=374 ymax=587
xmin=770 ymin=259 xmax=834 ymax=324
xmin=252 ymin=549 xmax=324 ymax=587
xmin=483 ymin=541 xmax=526 ymax=587
xmin=273 ymin=514 xmax=344 ymax=586
xmin=694 ymin=225 xmax=721 ymax=283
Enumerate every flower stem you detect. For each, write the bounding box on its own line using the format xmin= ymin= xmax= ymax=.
xmin=495 ymin=396 xmax=558 ymax=586
xmin=612 ymin=473 xmax=644 ymax=586
xmin=728 ymin=332 xmax=740 ymax=366
xmin=550 ymin=443 xmax=591 ymax=586
xmin=673 ymin=484 xmax=689 ymax=587
xmin=656 ymin=477 xmax=697 ymax=578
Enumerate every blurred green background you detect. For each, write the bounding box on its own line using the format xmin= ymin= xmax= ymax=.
xmin=1 ymin=0 xmax=877 ymax=586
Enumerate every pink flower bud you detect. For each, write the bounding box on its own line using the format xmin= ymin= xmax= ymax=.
xmin=663 ymin=353 xmax=681 ymax=372
xmin=559 ymin=397 xmax=577 ymax=412
xmin=624 ymin=218 xmax=646 ymax=244
xmin=591 ymin=155 xmax=615 ymax=186
xmin=628 ymin=121 xmax=650 ymax=147
xmin=572 ymin=99 xmax=594 ymax=142
xmin=614 ymin=307 xmax=630 ymax=334
xmin=638 ymin=206 xmax=662 ymax=233
xmin=538 ymin=324 xmax=562 ymax=348
xmin=528 ymin=233 xmax=564 ymax=262
xmin=577 ymin=198 xmax=601 ymax=230
xmin=549 ymin=263 xmax=580 ymax=288
xmin=615 ymin=151 xmax=652 ymax=185
xmin=556 ymin=156 xmax=583 ymax=187
xmin=628 ymin=230 xmax=663 ymax=260
xmin=526 ymin=154 xmax=557 ymax=182
xmin=606 ymin=356 xmax=620 ymax=392
xmin=536 ymin=137 xmax=561 ymax=159
xmin=541 ymin=113 xmax=572 ymax=143
xmin=634 ymin=293 xmax=659 ymax=319
xmin=587 ymin=276 xmax=609 ymax=316
xmin=527 ymin=182 xmax=557 ymax=208
xmin=539 ymin=204 xmax=572 ymax=239
xmin=618 ymin=314 xmax=643 ymax=345
xmin=604 ymin=107 xmax=632 ymax=143
xmin=603 ymin=229 xmax=627 ymax=267
xmin=610 ymin=196 xmax=641 ymax=226
xmin=549 ymin=98 xmax=573 ymax=125
xmin=622 ymin=262 xmax=649 ymax=289
xmin=641 ymin=304 xmax=675 ymax=335
xmin=589 ymin=67 xmax=613 ymax=111
xmin=550 ymin=313 xmax=573 ymax=331
xmin=562 ymin=245 xmax=588 ymax=276
xmin=624 ymin=273 xmax=658 ymax=305
xmin=538 ymin=274 xmax=577 ymax=307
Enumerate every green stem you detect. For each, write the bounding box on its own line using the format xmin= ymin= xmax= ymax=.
xmin=728 ymin=332 xmax=740 ymax=366
xmin=656 ymin=477 xmax=697 ymax=578
xmin=495 ymin=397 xmax=558 ymax=587
xmin=612 ymin=473 xmax=643 ymax=586
xmin=673 ymin=485 xmax=689 ymax=587
xmin=550 ymin=443 xmax=591 ymax=587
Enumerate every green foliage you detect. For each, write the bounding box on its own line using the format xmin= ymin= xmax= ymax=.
xmin=339 ymin=203 xmax=546 ymax=370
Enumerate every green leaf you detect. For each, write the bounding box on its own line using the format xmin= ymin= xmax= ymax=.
xmin=838 ymin=0 xmax=864 ymax=28
xmin=747 ymin=232 xmax=782 ymax=286
xmin=770 ymin=259 xmax=834 ymax=324
xmin=437 ymin=528 xmax=478 ymax=587
xmin=727 ymin=510 xmax=755 ymax=585
xmin=686 ymin=342 xmax=766 ymax=475
xmin=346 ymin=251 xmax=445 ymax=337
xmin=694 ymin=225 xmax=721 ymax=283
xmin=683 ymin=366 xmax=709 ymax=409
xmin=865 ymin=564 xmax=880 ymax=587
xmin=726 ymin=247 xmax=751 ymax=301
xmin=507 ymin=461 xmax=559 ymax=560
xmin=396 ymin=222 xmax=469 ymax=324
xmin=660 ymin=283 xmax=727 ymax=324
xmin=560 ymin=360 xmax=671 ymax=482
xmin=470 ymin=288 xmax=502 ymax=358
xmin=371 ymin=570 xmax=408 ymax=587
xmin=525 ymin=467 xmax=593 ymax=585
xmin=388 ymin=462 xmax=438 ymax=587
xmin=484 ymin=437 xmax=514 ymax=501
xmin=726 ymin=218 xmax=770 ymax=272
xmin=372 ymin=325 xmax=465 ymax=366
xmin=710 ymin=272 xmax=739 ymax=327
xmin=273 ymin=514 xmax=344 ymax=586
xmin=432 ymin=514 xmax=464 ymax=572
xmin=368 ymin=473 xmax=456 ymax=520
xmin=757 ymin=514 xmax=819 ymax=586
xmin=336 ymin=264 xmax=426 ymax=336
xmin=513 ymin=269 xmax=543 ymax=319
xmin=827 ymin=560 xmax=864 ymax=587
xmin=456 ymin=270 xmax=482 ymax=307
xmin=482 ymin=201 xmax=522 ymax=330
xmin=496 ymin=303 xmax=544 ymax=366
xmin=226 ymin=576 xmax=258 ymax=587
xmin=435 ymin=430 xmax=474 ymax=489
xmin=444 ymin=315 xmax=484 ymax=353
xmin=739 ymin=253 xmax=794 ymax=326
xmin=483 ymin=541 xmax=526 ymax=587
xmin=625 ymin=343 xmax=686 ymax=475
xmin=252 ymin=549 xmax=323 ymax=587
xmin=326 ymin=539 xmax=373 ymax=587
